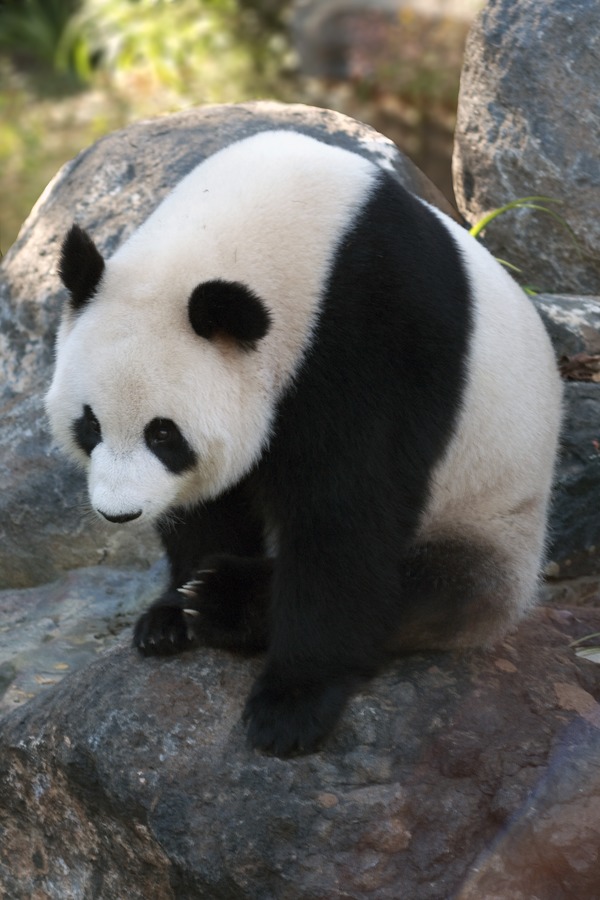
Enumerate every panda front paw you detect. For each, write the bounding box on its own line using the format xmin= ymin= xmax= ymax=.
xmin=133 ymin=556 xmax=271 ymax=658
xmin=133 ymin=601 xmax=200 ymax=656
xmin=176 ymin=555 xmax=271 ymax=653
xmin=243 ymin=672 xmax=352 ymax=756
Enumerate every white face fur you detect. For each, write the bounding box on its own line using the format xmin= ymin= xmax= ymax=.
xmin=46 ymin=130 xmax=378 ymax=523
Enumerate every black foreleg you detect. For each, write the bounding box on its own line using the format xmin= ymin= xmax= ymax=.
xmin=243 ymin=508 xmax=403 ymax=755
xmin=133 ymin=481 xmax=268 ymax=656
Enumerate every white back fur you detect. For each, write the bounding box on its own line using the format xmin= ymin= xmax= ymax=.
xmin=419 ymin=203 xmax=562 ymax=623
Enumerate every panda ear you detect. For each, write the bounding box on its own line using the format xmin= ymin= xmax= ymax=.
xmin=59 ymin=224 xmax=105 ymax=312
xmin=188 ymin=280 xmax=271 ymax=351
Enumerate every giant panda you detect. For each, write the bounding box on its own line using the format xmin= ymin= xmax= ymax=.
xmin=46 ymin=129 xmax=562 ymax=756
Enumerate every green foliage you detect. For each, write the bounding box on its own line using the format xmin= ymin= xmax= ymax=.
xmin=79 ymin=0 xmax=289 ymax=98
xmin=0 ymin=0 xmax=295 ymax=249
xmin=0 ymin=0 xmax=86 ymax=79
xmin=0 ymin=0 xmax=292 ymax=93
xmin=570 ymin=632 xmax=600 ymax=665
xmin=469 ymin=196 xmax=583 ymax=295
xmin=468 ymin=196 xmax=575 ymax=244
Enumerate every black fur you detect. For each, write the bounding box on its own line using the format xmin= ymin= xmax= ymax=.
xmin=72 ymin=404 xmax=102 ymax=456
xmin=144 ymin=418 xmax=196 ymax=474
xmin=133 ymin=172 xmax=473 ymax=755
xmin=133 ymin=482 xmax=268 ymax=654
xmin=188 ymin=279 xmax=271 ymax=350
xmin=59 ymin=224 xmax=105 ymax=311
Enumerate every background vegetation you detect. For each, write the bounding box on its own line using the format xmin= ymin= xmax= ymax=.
xmin=0 ymin=0 xmax=473 ymax=252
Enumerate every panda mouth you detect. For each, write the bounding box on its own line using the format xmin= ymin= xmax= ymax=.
xmin=97 ymin=509 xmax=143 ymax=524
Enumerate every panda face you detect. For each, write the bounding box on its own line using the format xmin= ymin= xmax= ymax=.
xmin=71 ymin=405 xmax=196 ymax=522
xmin=46 ymin=130 xmax=378 ymax=524
xmin=46 ymin=270 xmax=275 ymax=522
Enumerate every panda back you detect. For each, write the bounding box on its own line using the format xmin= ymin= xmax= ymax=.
xmin=420 ymin=204 xmax=562 ymax=541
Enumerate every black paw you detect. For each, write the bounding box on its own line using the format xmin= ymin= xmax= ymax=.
xmin=243 ymin=673 xmax=352 ymax=756
xmin=176 ymin=556 xmax=270 ymax=653
xmin=133 ymin=603 xmax=199 ymax=656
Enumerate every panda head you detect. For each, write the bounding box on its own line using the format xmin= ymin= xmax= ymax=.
xmin=45 ymin=131 xmax=378 ymax=524
xmin=45 ymin=223 xmax=273 ymax=524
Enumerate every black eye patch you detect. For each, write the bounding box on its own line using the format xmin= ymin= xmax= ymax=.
xmin=72 ymin=404 xmax=102 ymax=456
xmin=144 ymin=418 xmax=196 ymax=474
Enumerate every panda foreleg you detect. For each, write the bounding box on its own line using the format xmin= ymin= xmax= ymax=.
xmin=176 ymin=554 xmax=273 ymax=653
xmin=133 ymin=481 xmax=267 ymax=656
xmin=242 ymin=504 xmax=403 ymax=756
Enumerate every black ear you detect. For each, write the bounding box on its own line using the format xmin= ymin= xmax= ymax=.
xmin=188 ymin=280 xmax=271 ymax=351
xmin=59 ymin=224 xmax=105 ymax=312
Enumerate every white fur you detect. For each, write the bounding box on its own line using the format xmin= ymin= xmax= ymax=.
xmin=419 ymin=202 xmax=562 ymax=625
xmin=46 ymin=131 xmax=378 ymax=519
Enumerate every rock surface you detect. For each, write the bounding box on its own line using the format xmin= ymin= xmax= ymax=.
xmin=0 ymin=562 xmax=164 ymax=718
xmin=0 ymin=100 xmax=459 ymax=591
xmin=532 ymin=294 xmax=600 ymax=579
xmin=453 ymin=0 xmax=600 ymax=295
xmin=1 ymin=606 xmax=600 ymax=898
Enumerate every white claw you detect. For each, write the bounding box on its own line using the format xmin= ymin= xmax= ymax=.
xmin=177 ymin=587 xmax=197 ymax=598
xmin=183 ymin=608 xmax=200 ymax=617
xmin=182 ymin=579 xmax=203 ymax=590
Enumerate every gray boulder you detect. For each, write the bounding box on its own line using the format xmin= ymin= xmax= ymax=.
xmin=453 ymin=0 xmax=600 ymax=295
xmin=0 ymin=101 xmax=459 ymax=590
xmin=0 ymin=562 xmax=165 ymax=718
xmin=1 ymin=604 xmax=599 ymax=898
xmin=532 ymin=294 xmax=600 ymax=579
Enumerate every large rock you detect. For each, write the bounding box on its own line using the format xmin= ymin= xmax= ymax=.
xmin=0 ymin=101 xmax=459 ymax=590
xmin=1 ymin=605 xmax=600 ymax=898
xmin=532 ymin=294 xmax=600 ymax=579
xmin=453 ymin=0 xmax=600 ymax=295
xmin=0 ymin=562 xmax=165 ymax=717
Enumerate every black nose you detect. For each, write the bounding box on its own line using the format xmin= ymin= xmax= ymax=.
xmin=98 ymin=509 xmax=142 ymax=523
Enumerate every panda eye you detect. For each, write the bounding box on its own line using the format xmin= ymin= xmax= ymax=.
xmin=73 ymin=404 xmax=102 ymax=456
xmin=144 ymin=417 xmax=196 ymax=474
xmin=86 ymin=408 xmax=101 ymax=435
xmin=146 ymin=419 xmax=175 ymax=446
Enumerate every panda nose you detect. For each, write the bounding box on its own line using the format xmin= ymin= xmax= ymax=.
xmin=98 ymin=509 xmax=142 ymax=524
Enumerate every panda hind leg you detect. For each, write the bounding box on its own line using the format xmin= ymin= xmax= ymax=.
xmin=392 ymin=536 xmax=532 ymax=652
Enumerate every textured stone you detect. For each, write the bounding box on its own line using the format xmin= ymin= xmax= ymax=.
xmin=0 ymin=562 xmax=165 ymax=718
xmin=532 ymin=294 xmax=600 ymax=578
xmin=453 ymin=0 xmax=600 ymax=295
xmin=0 ymin=101 xmax=458 ymax=590
xmin=1 ymin=606 xmax=600 ymax=898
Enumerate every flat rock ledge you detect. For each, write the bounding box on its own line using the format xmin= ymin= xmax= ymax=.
xmin=1 ymin=606 xmax=600 ymax=899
